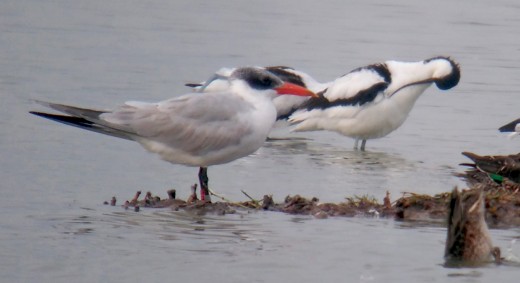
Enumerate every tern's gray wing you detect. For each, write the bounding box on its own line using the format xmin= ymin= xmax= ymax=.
xmin=101 ymin=92 xmax=256 ymax=156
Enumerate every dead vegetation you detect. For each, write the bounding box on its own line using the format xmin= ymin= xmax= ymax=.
xmin=102 ymin=152 xmax=520 ymax=227
xmin=104 ymin=186 xmax=520 ymax=228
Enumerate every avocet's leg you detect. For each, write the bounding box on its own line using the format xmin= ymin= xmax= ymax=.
xmin=360 ymin=139 xmax=367 ymax=151
xmin=354 ymin=139 xmax=359 ymax=150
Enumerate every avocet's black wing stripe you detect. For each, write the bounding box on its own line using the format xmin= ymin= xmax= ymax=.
xmin=302 ymin=82 xmax=388 ymax=110
xmin=299 ymin=63 xmax=391 ymax=111
xmin=350 ymin=63 xmax=392 ymax=84
xmin=265 ymin=66 xmax=306 ymax=87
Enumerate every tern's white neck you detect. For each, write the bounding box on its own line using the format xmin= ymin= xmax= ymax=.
xmin=230 ymin=80 xmax=278 ymax=129
xmin=229 ymin=80 xmax=278 ymax=150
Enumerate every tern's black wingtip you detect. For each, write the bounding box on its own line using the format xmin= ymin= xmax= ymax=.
xmin=185 ymin=83 xmax=203 ymax=88
xmin=29 ymin=111 xmax=52 ymax=118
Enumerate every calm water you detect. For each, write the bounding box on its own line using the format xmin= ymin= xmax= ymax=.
xmin=1 ymin=0 xmax=520 ymax=282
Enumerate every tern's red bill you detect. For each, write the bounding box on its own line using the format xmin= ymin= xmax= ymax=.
xmin=275 ymin=82 xmax=317 ymax=97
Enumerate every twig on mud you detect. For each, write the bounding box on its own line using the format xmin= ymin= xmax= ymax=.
xmin=241 ymin=189 xmax=261 ymax=207
xmin=208 ymin=188 xmax=249 ymax=209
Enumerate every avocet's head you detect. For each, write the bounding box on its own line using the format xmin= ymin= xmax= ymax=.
xmin=188 ymin=67 xmax=235 ymax=93
xmin=229 ymin=67 xmax=317 ymax=98
xmin=424 ymin=56 xmax=461 ymax=90
xmin=264 ymin=66 xmax=307 ymax=87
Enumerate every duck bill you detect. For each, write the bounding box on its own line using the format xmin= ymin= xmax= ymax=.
xmin=275 ymin=82 xmax=317 ymax=97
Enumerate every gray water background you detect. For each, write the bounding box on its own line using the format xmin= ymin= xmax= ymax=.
xmin=1 ymin=0 xmax=520 ymax=282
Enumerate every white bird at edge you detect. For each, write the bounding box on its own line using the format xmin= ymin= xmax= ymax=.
xmin=288 ymin=56 xmax=461 ymax=151
xmin=30 ymin=67 xmax=316 ymax=202
xmin=185 ymin=66 xmax=332 ymax=120
xmin=499 ymin=118 xmax=520 ymax=138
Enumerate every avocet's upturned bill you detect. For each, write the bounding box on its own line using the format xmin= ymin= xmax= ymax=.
xmin=30 ymin=67 xmax=316 ymax=201
xmin=499 ymin=118 xmax=520 ymax=138
xmin=289 ymin=56 xmax=461 ymax=151
xmin=186 ymin=66 xmax=331 ymax=120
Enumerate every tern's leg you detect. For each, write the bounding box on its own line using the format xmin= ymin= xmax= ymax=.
xmin=360 ymin=140 xmax=367 ymax=151
xmin=198 ymin=167 xmax=211 ymax=202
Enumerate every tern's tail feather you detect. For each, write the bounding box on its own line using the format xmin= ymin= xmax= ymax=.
xmin=30 ymin=111 xmax=133 ymax=140
xmin=30 ymin=101 xmax=134 ymax=140
xmin=34 ymin=100 xmax=106 ymax=121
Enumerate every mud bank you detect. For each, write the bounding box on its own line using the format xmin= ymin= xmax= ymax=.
xmin=106 ymin=187 xmax=520 ymax=228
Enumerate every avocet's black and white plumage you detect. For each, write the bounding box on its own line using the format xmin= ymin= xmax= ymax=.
xmin=289 ymin=57 xmax=461 ymax=150
xmin=186 ymin=66 xmax=331 ymax=120
xmin=499 ymin=118 xmax=520 ymax=138
xmin=30 ymin=67 xmax=316 ymax=201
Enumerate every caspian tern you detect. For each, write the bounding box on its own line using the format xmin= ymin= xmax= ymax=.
xmin=186 ymin=66 xmax=331 ymax=120
xmin=289 ymin=56 xmax=461 ymax=151
xmin=30 ymin=67 xmax=316 ymax=202
xmin=499 ymin=118 xmax=520 ymax=138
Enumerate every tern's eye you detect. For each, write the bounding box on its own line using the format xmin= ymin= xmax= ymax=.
xmin=249 ymin=75 xmax=276 ymax=90
xmin=260 ymin=76 xmax=273 ymax=87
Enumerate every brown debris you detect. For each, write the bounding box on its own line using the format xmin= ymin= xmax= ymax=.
xmin=261 ymin=195 xmax=274 ymax=210
xmin=129 ymin=191 xmax=141 ymax=206
xmin=394 ymin=192 xmax=450 ymax=221
xmin=384 ymin=191 xmax=391 ymax=209
xmin=111 ymin=181 xmax=520 ymax=227
xmin=484 ymin=189 xmax=520 ymax=227
xmin=167 ymin=189 xmax=176 ymax=200
xmin=186 ymin=184 xmax=198 ymax=204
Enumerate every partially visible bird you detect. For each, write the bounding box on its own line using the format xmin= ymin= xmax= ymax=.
xmin=30 ymin=67 xmax=316 ymax=202
xmin=499 ymin=118 xmax=520 ymax=138
xmin=288 ymin=56 xmax=461 ymax=151
xmin=445 ymin=187 xmax=501 ymax=265
xmin=185 ymin=66 xmax=331 ymax=120
xmin=184 ymin=67 xmax=235 ymax=92
xmin=460 ymin=151 xmax=520 ymax=184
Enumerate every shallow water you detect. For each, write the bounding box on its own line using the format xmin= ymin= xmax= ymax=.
xmin=1 ymin=0 xmax=520 ymax=282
